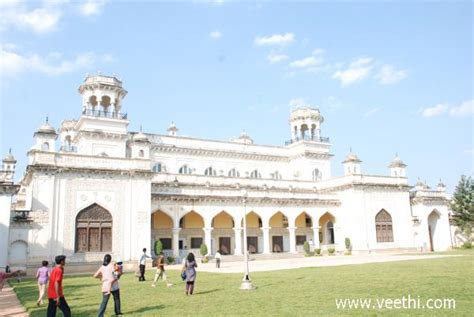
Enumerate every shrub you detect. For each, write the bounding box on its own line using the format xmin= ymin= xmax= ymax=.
xmin=200 ymin=243 xmax=208 ymax=256
xmin=166 ymin=256 xmax=175 ymax=264
xmin=345 ymin=237 xmax=351 ymax=250
xmin=303 ymin=241 xmax=311 ymax=255
xmin=154 ymin=240 xmax=163 ymax=256
xmin=327 ymin=247 xmax=336 ymax=255
xmin=201 ymin=257 xmax=209 ymax=263
xmin=314 ymin=248 xmax=321 ymax=255
xmin=462 ymin=241 xmax=472 ymax=249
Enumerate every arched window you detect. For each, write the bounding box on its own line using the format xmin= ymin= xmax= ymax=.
xmin=375 ymin=210 xmax=393 ymax=243
xmin=152 ymin=163 xmax=162 ymax=173
xmin=250 ymin=170 xmax=261 ymax=179
xmin=327 ymin=221 xmax=335 ymax=244
xmin=41 ymin=142 xmax=49 ymax=151
xmin=312 ymin=168 xmax=322 ymax=182
xmin=139 ymin=149 xmax=144 ymax=158
xmin=228 ymin=168 xmax=240 ymax=177
xmin=272 ymin=171 xmax=282 ymax=180
xmin=75 ymin=203 xmax=112 ymax=252
xmin=179 ymin=165 xmax=192 ymax=174
xmin=204 ymin=166 xmax=217 ymax=176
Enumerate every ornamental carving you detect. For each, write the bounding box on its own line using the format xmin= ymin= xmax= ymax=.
xmin=76 ymin=203 xmax=112 ymax=221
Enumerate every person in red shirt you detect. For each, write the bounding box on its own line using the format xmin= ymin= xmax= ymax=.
xmin=47 ymin=255 xmax=71 ymax=317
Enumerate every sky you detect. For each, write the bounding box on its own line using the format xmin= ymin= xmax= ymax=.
xmin=0 ymin=0 xmax=472 ymax=192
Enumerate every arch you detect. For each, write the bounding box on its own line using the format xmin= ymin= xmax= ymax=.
xmin=179 ymin=210 xmax=204 ymax=229
xmin=152 ymin=163 xmax=163 ymax=173
xmin=9 ymin=240 xmax=28 ymax=266
xmin=75 ymin=203 xmax=112 ymax=252
xmin=428 ymin=210 xmax=441 ymax=251
xmin=228 ymin=168 xmax=240 ymax=177
xmin=138 ymin=149 xmax=144 ymax=158
xmin=89 ymin=95 xmax=98 ymax=107
xmin=269 ymin=211 xmax=289 ymax=228
xmin=295 ymin=212 xmax=313 ymax=228
xmin=319 ymin=212 xmax=336 ymax=244
xmin=250 ymin=169 xmax=261 ymax=179
xmin=204 ymin=166 xmax=217 ymax=176
xmin=272 ymin=171 xmax=282 ymax=180
xmin=41 ymin=142 xmax=50 ymax=151
xmin=100 ymin=95 xmax=111 ymax=108
xmin=301 ymin=123 xmax=309 ymax=138
xmin=151 ymin=210 xmax=174 ymax=229
xmin=375 ymin=209 xmax=393 ymax=243
xmin=179 ymin=164 xmax=193 ymax=174
xmin=212 ymin=211 xmax=234 ymax=228
xmin=312 ymin=168 xmax=322 ymax=182
xmin=241 ymin=211 xmax=262 ymax=228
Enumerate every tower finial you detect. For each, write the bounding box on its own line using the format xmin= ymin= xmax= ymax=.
xmin=395 ymin=152 xmax=398 ymax=157
xmin=140 ymin=125 xmax=142 ymax=133
xmin=349 ymin=146 xmax=352 ymax=153
xmin=46 ymin=116 xmax=49 ymax=124
xmin=9 ymin=148 xmax=12 ymax=154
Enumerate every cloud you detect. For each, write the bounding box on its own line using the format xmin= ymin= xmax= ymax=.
xmin=364 ymin=107 xmax=381 ymax=117
xmin=290 ymin=56 xmax=322 ymax=68
xmin=79 ymin=0 xmax=107 ymax=16
xmin=0 ymin=45 xmax=115 ymax=78
xmin=209 ymin=30 xmax=222 ymax=40
xmin=312 ymin=48 xmax=325 ymax=55
xmin=19 ymin=8 xmax=62 ymax=33
xmin=289 ymin=98 xmax=315 ymax=110
xmin=420 ymin=103 xmax=448 ymax=118
xmin=254 ymin=33 xmax=295 ymax=46
xmin=375 ymin=64 xmax=407 ymax=84
xmin=332 ymin=57 xmax=374 ymax=86
xmin=267 ymin=53 xmax=288 ymax=64
xmin=449 ymin=100 xmax=474 ymax=117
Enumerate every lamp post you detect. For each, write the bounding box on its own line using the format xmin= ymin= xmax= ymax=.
xmin=240 ymin=188 xmax=255 ymax=290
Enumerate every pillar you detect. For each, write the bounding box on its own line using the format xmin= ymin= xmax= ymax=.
xmin=288 ymin=227 xmax=297 ymax=253
xmin=0 ymin=182 xmax=19 ymax=269
xmin=335 ymin=226 xmax=344 ymax=253
xmin=312 ymin=226 xmax=321 ymax=249
xmin=203 ymin=227 xmax=213 ymax=255
xmin=233 ymin=227 xmax=242 ymax=255
xmin=172 ymin=227 xmax=180 ymax=257
xmin=262 ymin=227 xmax=270 ymax=254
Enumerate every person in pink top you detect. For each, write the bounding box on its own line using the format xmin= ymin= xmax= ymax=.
xmin=93 ymin=254 xmax=119 ymax=317
xmin=36 ymin=260 xmax=50 ymax=305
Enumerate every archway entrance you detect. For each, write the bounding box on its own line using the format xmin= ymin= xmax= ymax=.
xmin=319 ymin=212 xmax=336 ymax=246
xmin=241 ymin=211 xmax=262 ymax=254
xmin=212 ymin=211 xmax=234 ymax=255
xmin=75 ymin=203 xmax=112 ymax=252
xmin=180 ymin=211 xmax=205 ymax=253
xmin=269 ymin=211 xmax=288 ymax=252
xmin=428 ymin=210 xmax=440 ymax=251
xmin=9 ymin=240 xmax=27 ymax=268
xmin=151 ymin=210 xmax=173 ymax=252
xmin=295 ymin=212 xmax=313 ymax=251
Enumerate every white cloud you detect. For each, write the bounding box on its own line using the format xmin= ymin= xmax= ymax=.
xmin=290 ymin=56 xmax=322 ymax=68
xmin=312 ymin=48 xmax=325 ymax=55
xmin=254 ymin=33 xmax=294 ymax=46
xmin=332 ymin=57 xmax=374 ymax=86
xmin=449 ymin=100 xmax=474 ymax=117
xmin=0 ymin=46 xmax=115 ymax=78
xmin=79 ymin=0 xmax=107 ymax=16
xmin=19 ymin=8 xmax=62 ymax=33
xmin=209 ymin=30 xmax=222 ymax=40
xmin=267 ymin=53 xmax=288 ymax=64
xmin=364 ymin=107 xmax=381 ymax=117
xmin=421 ymin=103 xmax=448 ymax=118
xmin=375 ymin=64 xmax=407 ymax=84
xmin=289 ymin=98 xmax=314 ymax=109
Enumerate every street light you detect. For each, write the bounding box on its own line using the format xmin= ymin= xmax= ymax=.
xmin=240 ymin=188 xmax=255 ymax=290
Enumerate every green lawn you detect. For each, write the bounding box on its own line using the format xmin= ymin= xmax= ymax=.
xmin=12 ymin=250 xmax=474 ymax=316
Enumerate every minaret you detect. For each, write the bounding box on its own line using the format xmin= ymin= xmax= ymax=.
xmin=289 ymin=107 xmax=324 ymax=142
xmin=167 ymin=122 xmax=178 ymax=136
xmin=389 ymin=154 xmax=407 ymax=177
xmin=33 ymin=117 xmax=57 ymax=152
xmin=343 ymin=149 xmax=362 ymax=175
xmin=2 ymin=149 xmax=16 ymax=173
xmin=130 ymin=126 xmax=150 ymax=159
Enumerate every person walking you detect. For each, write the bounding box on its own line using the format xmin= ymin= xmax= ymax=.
xmin=182 ymin=252 xmax=197 ymax=295
xmin=138 ymin=248 xmax=152 ymax=281
xmin=0 ymin=268 xmax=21 ymax=291
xmin=94 ymin=254 xmax=118 ymax=317
xmin=215 ymin=250 xmax=222 ymax=269
xmin=111 ymin=258 xmax=123 ymax=315
xmin=152 ymin=252 xmax=172 ymax=288
xmin=36 ymin=260 xmax=49 ymax=305
xmin=47 ymin=255 xmax=71 ymax=317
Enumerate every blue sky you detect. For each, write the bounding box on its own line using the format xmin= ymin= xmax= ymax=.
xmin=0 ymin=0 xmax=472 ymax=192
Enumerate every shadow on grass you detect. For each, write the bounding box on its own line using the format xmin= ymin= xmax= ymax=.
xmin=126 ymin=304 xmax=165 ymax=314
xmin=195 ymin=288 xmax=222 ymax=295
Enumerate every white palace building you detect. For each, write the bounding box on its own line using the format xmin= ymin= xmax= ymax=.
xmin=0 ymin=75 xmax=453 ymax=271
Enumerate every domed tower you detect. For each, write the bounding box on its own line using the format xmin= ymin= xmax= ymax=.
xmin=289 ymin=107 xmax=324 ymax=142
xmin=343 ymin=149 xmax=362 ymax=175
xmin=2 ymin=149 xmax=16 ymax=174
xmin=389 ymin=154 xmax=407 ymax=177
xmin=33 ymin=118 xmax=57 ymax=152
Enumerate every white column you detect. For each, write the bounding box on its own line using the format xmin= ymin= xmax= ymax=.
xmin=172 ymin=227 xmax=180 ymax=257
xmin=312 ymin=226 xmax=321 ymax=249
xmin=0 ymin=183 xmax=18 ymax=269
xmin=203 ymin=227 xmax=213 ymax=256
xmin=262 ymin=227 xmax=270 ymax=254
xmin=288 ymin=227 xmax=297 ymax=253
xmin=233 ymin=227 xmax=242 ymax=255
xmin=335 ymin=226 xmax=344 ymax=253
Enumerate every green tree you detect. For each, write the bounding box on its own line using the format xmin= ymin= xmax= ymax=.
xmin=200 ymin=243 xmax=208 ymax=256
xmin=450 ymin=175 xmax=474 ymax=239
xmin=154 ymin=239 xmax=163 ymax=256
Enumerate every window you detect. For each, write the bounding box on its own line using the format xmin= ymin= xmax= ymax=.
xmin=282 ymin=216 xmax=288 ymax=228
xmin=191 ymin=237 xmax=203 ymax=249
xmin=75 ymin=203 xmax=112 ymax=252
xmin=296 ymin=235 xmax=307 ymax=246
xmin=179 ymin=165 xmax=192 ymax=174
xmin=41 ymin=142 xmax=49 ymax=151
xmin=139 ymin=149 xmax=144 ymax=158
xmin=159 ymin=238 xmax=172 ymax=250
xmin=204 ymin=166 xmax=217 ymax=176
xmin=228 ymin=168 xmax=240 ymax=177
xmin=326 ymin=221 xmax=335 ymax=244
xmin=305 ymin=215 xmax=312 ymax=228
xmin=152 ymin=163 xmax=162 ymax=173
xmin=250 ymin=170 xmax=261 ymax=179
xmin=375 ymin=210 xmax=394 ymax=242
xmin=312 ymin=168 xmax=322 ymax=182
xmin=272 ymin=171 xmax=282 ymax=180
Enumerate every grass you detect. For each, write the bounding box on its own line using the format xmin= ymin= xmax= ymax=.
xmin=11 ymin=249 xmax=474 ymax=316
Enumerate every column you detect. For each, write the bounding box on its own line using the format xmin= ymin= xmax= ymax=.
xmin=312 ymin=226 xmax=321 ymax=249
xmin=172 ymin=227 xmax=180 ymax=257
xmin=288 ymin=227 xmax=297 ymax=253
xmin=233 ymin=227 xmax=243 ymax=255
xmin=335 ymin=226 xmax=344 ymax=253
xmin=203 ymin=227 xmax=213 ymax=256
xmin=262 ymin=227 xmax=270 ymax=254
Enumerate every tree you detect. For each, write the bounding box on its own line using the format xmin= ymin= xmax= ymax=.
xmin=154 ymin=240 xmax=163 ymax=256
xmin=450 ymin=175 xmax=474 ymax=239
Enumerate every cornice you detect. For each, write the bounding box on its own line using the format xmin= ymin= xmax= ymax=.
xmin=0 ymin=183 xmax=20 ymax=195
xmin=24 ymin=164 xmax=154 ymax=179
xmin=319 ymin=182 xmax=411 ymax=193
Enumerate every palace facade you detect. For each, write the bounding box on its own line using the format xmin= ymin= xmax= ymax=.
xmin=0 ymin=75 xmax=453 ymax=271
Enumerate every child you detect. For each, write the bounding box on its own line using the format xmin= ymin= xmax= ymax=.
xmin=152 ymin=252 xmax=172 ymax=288
xmin=36 ymin=260 xmax=50 ymax=305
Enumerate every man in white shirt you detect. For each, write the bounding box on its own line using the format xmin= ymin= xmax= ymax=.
xmin=138 ymin=248 xmax=152 ymax=282
xmin=215 ymin=250 xmax=222 ymax=268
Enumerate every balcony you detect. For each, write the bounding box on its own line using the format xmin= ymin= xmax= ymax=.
xmin=82 ymin=109 xmax=127 ymax=120
xmin=59 ymin=145 xmax=78 ymax=153
xmin=285 ymin=135 xmax=330 ymax=145
xmin=12 ymin=210 xmax=32 ymax=223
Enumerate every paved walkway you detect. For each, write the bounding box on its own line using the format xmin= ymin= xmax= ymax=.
xmin=167 ymin=253 xmax=459 ymax=273
xmin=0 ymin=285 xmax=28 ymax=317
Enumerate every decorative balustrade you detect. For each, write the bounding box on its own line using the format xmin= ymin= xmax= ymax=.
xmin=285 ymin=135 xmax=330 ymax=145
xmin=82 ymin=109 xmax=127 ymax=119
xmin=12 ymin=210 xmax=32 ymax=223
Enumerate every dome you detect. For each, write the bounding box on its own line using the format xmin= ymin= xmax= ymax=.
xmin=37 ymin=122 xmax=56 ymax=134
xmin=343 ymin=152 xmax=361 ymax=163
xmin=3 ymin=151 xmax=15 ymax=163
xmin=389 ymin=155 xmax=407 ymax=168
xmin=233 ymin=130 xmax=253 ymax=144
xmin=133 ymin=131 xmax=149 ymax=142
